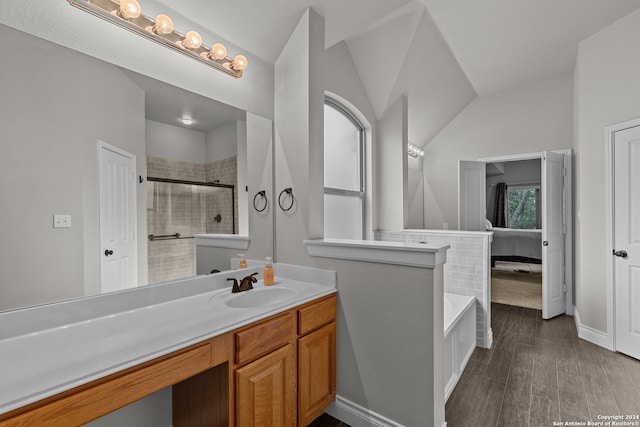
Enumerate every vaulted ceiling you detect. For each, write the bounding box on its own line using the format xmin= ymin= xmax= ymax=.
xmin=145 ymin=0 xmax=640 ymax=145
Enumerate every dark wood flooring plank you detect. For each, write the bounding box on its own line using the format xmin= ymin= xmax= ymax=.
xmin=581 ymin=371 xmax=620 ymax=419
xmin=559 ymin=389 xmax=591 ymax=421
xmin=469 ymin=377 xmax=507 ymax=427
xmin=529 ymin=394 xmax=560 ymax=426
xmin=512 ymin=342 xmax=535 ymax=372
xmin=556 ymin=345 xmax=584 ymax=392
xmin=485 ymin=344 xmax=514 ymax=384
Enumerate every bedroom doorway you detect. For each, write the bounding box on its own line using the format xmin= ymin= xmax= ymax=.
xmin=458 ymin=149 xmax=573 ymax=319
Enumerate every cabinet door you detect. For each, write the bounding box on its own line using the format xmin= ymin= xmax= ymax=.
xmin=298 ymin=322 xmax=336 ymax=426
xmin=236 ymin=343 xmax=296 ymax=427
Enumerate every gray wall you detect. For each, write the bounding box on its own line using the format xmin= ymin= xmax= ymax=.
xmin=0 ymin=24 xmax=147 ymax=310
xmin=423 ymin=73 xmax=574 ymax=230
xmin=146 ymin=120 xmax=206 ymax=163
xmin=574 ymin=8 xmax=640 ymax=334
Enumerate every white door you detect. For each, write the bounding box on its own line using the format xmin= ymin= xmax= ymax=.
xmin=98 ymin=142 xmax=137 ymax=293
xmin=458 ymin=161 xmax=486 ymax=231
xmin=542 ymin=151 xmax=565 ymax=319
xmin=613 ymin=125 xmax=640 ymax=359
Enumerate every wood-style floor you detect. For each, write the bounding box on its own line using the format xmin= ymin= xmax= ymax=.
xmin=446 ymin=303 xmax=640 ymax=426
xmin=310 ymin=303 xmax=640 ymax=427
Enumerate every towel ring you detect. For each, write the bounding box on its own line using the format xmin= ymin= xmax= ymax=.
xmin=253 ymin=190 xmax=268 ymax=212
xmin=278 ymin=188 xmax=294 ymax=211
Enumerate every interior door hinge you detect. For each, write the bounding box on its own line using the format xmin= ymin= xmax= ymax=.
xmin=562 ymin=167 xmax=567 ymax=176
xmin=562 ymin=283 xmax=567 ymax=293
xmin=563 ymin=224 xmax=567 ymax=235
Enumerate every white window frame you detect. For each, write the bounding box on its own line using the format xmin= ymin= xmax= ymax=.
xmin=324 ymin=97 xmax=366 ymax=239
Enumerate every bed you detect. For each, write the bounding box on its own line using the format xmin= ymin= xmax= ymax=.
xmin=490 ymin=227 xmax=542 ymax=266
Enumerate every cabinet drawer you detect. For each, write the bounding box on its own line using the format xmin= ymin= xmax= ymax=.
xmin=236 ymin=312 xmax=294 ymax=365
xmin=298 ymin=295 xmax=336 ymax=336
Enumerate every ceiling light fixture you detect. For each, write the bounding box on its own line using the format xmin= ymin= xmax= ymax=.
xmin=408 ymin=143 xmax=425 ymax=158
xmin=68 ymin=0 xmax=248 ymax=79
xmin=180 ymin=117 xmax=194 ymax=125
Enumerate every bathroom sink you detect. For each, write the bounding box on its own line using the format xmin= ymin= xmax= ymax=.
xmin=225 ymin=287 xmax=296 ymax=309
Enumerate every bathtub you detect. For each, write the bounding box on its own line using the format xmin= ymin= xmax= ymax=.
xmin=444 ymin=293 xmax=476 ymax=401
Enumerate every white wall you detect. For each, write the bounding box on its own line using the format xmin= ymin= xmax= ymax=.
xmin=0 ymin=0 xmax=274 ymax=120
xmin=274 ymin=9 xmax=325 ymax=266
xmin=146 ymin=120 xmax=206 ymax=163
xmin=325 ymin=41 xmax=377 ymax=238
xmin=246 ymin=113 xmax=274 ymax=258
xmin=206 ymin=121 xmax=239 ymax=163
xmin=574 ymin=8 xmax=640 ymax=334
xmin=407 ymin=153 xmax=425 ymax=229
xmin=423 ymin=73 xmax=574 ymax=229
xmin=376 ymin=96 xmax=409 ymax=230
xmin=0 ymin=24 xmax=147 ymax=310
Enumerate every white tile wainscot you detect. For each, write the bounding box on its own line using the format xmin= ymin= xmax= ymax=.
xmin=304 ymin=238 xmax=450 ymax=427
xmin=376 ymin=230 xmax=493 ymax=348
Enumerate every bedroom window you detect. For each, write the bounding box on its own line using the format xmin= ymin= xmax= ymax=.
xmin=507 ymin=185 xmax=541 ymax=229
xmin=324 ymin=97 xmax=365 ymax=239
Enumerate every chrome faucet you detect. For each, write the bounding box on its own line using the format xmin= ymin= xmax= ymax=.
xmin=228 ymin=272 xmax=259 ymax=293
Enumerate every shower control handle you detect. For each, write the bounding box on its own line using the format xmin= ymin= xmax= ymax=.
xmin=104 ymin=249 xmax=114 ymax=256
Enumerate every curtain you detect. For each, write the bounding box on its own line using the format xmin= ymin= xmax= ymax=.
xmin=493 ymin=182 xmax=507 ymax=228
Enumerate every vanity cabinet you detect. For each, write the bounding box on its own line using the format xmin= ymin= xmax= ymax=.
xmin=0 ymin=294 xmax=336 ymax=427
xmin=297 ymin=297 xmax=337 ymax=427
xmin=233 ymin=312 xmax=297 ymax=426
xmin=232 ymin=294 xmax=336 ymax=427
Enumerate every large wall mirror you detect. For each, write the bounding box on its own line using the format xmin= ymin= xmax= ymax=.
xmin=0 ymin=23 xmax=274 ymax=312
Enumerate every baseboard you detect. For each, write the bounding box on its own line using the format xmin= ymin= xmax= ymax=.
xmin=325 ymin=395 xmax=405 ymax=427
xmin=486 ymin=327 xmax=493 ymax=348
xmin=574 ymin=307 xmax=613 ymax=350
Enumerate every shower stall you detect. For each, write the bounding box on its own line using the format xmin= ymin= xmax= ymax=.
xmin=146 ymin=177 xmax=235 ymax=284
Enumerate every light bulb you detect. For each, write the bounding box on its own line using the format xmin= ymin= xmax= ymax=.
xmin=118 ymin=0 xmax=141 ymax=20
xmin=153 ymin=14 xmax=174 ymax=35
xmin=209 ymin=43 xmax=227 ymax=60
xmin=182 ymin=31 xmax=202 ymax=49
xmin=231 ymin=54 xmax=248 ymax=71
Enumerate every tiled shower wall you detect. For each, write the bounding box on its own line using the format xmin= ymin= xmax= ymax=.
xmin=147 ymin=156 xmax=237 ymax=284
xmin=375 ymin=230 xmax=493 ymax=348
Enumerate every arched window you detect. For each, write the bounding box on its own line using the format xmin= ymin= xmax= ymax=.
xmin=324 ymin=97 xmax=365 ymax=239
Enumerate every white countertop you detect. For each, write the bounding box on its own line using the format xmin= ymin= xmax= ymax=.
xmin=304 ymin=238 xmax=449 ymax=268
xmin=0 ymin=265 xmax=336 ymax=415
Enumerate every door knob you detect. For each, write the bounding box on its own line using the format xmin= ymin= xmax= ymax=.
xmin=104 ymin=249 xmax=114 ymax=256
xmin=613 ymin=250 xmax=628 ymax=258
xmin=543 ymin=241 xmax=549 ymax=246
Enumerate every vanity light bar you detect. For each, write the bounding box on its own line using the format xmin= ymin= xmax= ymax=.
xmin=68 ymin=0 xmax=248 ymax=79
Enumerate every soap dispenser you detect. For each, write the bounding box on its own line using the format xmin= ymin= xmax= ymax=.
xmin=263 ymin=257 xmax=274 ymax=286
xmin=238 ymin=254 xmax=247 ymax=269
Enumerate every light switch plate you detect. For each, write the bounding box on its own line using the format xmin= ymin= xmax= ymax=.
xmin=53 ymin=214 xmax=72 ymax=228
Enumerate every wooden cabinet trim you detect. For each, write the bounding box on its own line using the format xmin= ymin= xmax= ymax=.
xmin=235 ymin=343 xmax=297 ymax=426
xmin=235 ymin=312 xmax=295 ymax=366
xmin=297 ymin=322 xmax=337 ymax=426
xmin=0 ymin=342 xmax=212 ymax=427
xmin=298 ymin=295 xmax=336 ymax=337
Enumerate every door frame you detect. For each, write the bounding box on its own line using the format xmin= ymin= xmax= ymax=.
xmin=604 ymin=117 xmax=640 ymax=351
xmin=478 ymin=149 xmax=573 ymax=316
